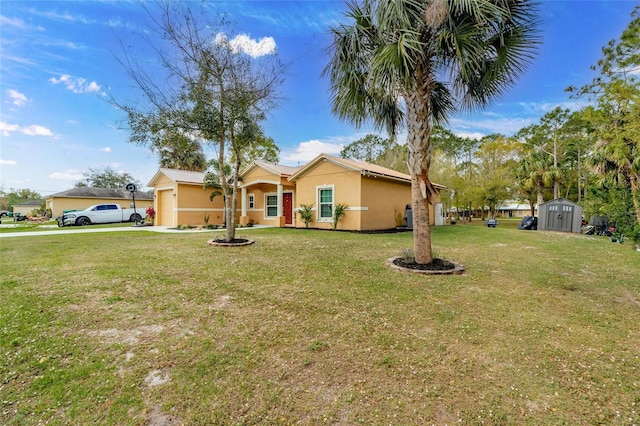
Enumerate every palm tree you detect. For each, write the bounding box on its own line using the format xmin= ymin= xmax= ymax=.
xmin=325 ymin=0 xmax=540 ymax=264
xmin=159 ymin=132 xmax=207 ymax=172
xmin=516 ymin=150 xmax=552 ymax=216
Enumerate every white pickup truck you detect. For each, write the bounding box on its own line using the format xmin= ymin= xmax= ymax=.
xmin=59 ymin=204 xmax=146 ymax=227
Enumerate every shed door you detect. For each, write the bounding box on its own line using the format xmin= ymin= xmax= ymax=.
xmin=547 ymin=204 xmax=573 ymax=232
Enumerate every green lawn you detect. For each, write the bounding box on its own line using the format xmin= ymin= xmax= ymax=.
xmin=1 ymin=226 xmax=639 ymax=425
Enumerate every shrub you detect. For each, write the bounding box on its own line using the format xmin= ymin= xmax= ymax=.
xmin=297 ymin=204 xmax=314 ymax=228
xmin=332 ymin=203 xmax=348 ymax=230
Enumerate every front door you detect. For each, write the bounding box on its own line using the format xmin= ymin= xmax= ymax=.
xmin=283 ymin=193 xmax=293 ymax=225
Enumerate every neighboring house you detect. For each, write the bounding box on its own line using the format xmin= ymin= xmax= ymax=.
xmin=147 ymin=169 xmax=225 ymax=227
xmin=46 ymin=188 xmax=153 ymax=219
xmin=13 ymin=200 xmax=44 ymax=217
xmin=497 ymin=201 xmax=536 ymax=218
xmin=148 ymin=153 xmax=445 ymax=231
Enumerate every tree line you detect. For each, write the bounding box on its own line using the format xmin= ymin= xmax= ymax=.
xmin=338 ymin=6 xmax=639 ymax=244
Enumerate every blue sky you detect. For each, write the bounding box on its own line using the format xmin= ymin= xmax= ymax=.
xmin=0 ymin=1 xmax=636 ymax=196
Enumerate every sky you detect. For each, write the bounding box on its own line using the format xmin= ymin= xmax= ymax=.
xmin=0 ymin=0 xmax=637 ymax=196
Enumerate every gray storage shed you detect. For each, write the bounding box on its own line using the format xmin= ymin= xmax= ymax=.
xmin=538 ymin=198 xmax=583 ymax=233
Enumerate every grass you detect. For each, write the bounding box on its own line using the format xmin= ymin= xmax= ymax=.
xmin=0 ymin=220 xmax=135 ymax=233
xmin=1 ymin=225 xmax=639 ymax=425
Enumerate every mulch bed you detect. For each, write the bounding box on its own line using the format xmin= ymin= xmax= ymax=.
xmin=207 ymin=238 xmax=255 ymax=247
xmin=386 ymin=256 xmax=465 ymax=275
xmin=393 ymin=257 xmax=456 ymax=271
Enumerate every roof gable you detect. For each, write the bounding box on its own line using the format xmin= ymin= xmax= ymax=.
xmin=539 ymin=197 xmax=581 ymax=207
xmin=148 ymin=168 xmax=206 ymax=187
xmin=289 ymin=153 xmax=420 ymax=185
xmin=241 ymin=161 xmax=301 ymax=179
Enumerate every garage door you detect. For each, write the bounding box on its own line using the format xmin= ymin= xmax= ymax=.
xmin=157 ymin=190 xmax=174 ymax=226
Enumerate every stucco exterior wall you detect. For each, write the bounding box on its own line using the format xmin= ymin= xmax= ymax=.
xmin=360 ymin=177 xmax=412 ymax=230
xmin=13 ymin=203 xmax=42 ymax=216
xmin=241 ymin=166 xmax=295 ymax=226
xmin=293 ymin=162 xmax=362 ymax=230
xmin=174 ymin=183 xmax=225 ymax=226
xmin=243 ymin=183 xmax=279 ymax=225
xmin=47 ymin=197 xmax=152 ymax=219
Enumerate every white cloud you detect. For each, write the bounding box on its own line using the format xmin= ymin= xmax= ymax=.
xmin=29 ymin=9 xmax=92 ymax=24
xmin=517 ymin=100 xmax=587 ymax=115
xmin=7 ymin=89 xmax=28 ymax=106
xmin=22 ymin=125 xmax=53 ymax=136
xmin=449 ymin=116 xmax=535 ymax=137
xmin=0 ymin=159 xmax=17 ymax=166
xmin=0 ymin=15 xmax=27 ymax=29
xmin=100 ymin=147 xmax=112 ymax=152
xmin=49 ymin=169 xmax=83 ymax=181
xmin=454 ymin=132 xmax=485 ymax=140
xmin=215 ymin=33 xmax=276 ymax=58
xmin=0 ymin=121 xmax=20 ymax=136
xmin=49 ymin=74 xmax=101 ymax=93
xmin=284 ymin=139 xmax=344 ymax=163
xmin=0 ymin=121 xmax=53 ymax=137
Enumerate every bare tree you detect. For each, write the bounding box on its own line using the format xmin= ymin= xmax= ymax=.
xmin=110 ymin=2 xmax=286 ymax=242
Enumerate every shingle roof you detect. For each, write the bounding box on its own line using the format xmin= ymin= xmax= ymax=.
xmin=253 ymin=162 xmax=301 ymax=176
xmin=48 ymin=187 xmax=153 ymax=200
xmin=288 ymin=153 xmax=445 ymax=188
xmin=13 ymin=199 xmax=45 ymax=207
xmin=147 ymin=168 xmax=207 ymax=186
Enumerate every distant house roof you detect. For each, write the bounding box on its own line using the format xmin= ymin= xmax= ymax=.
xmin=147 ymin=168 xmax=207 ymax=187
xmin=13 ymin=199 xmax=44 ymax=207
xmin=47 ymin=187 xmax=153 ymax=200
xmin=288 ymin=153 xmax=446 ymax=188
xmin=498 ymin=202 xmax=533 ymax=211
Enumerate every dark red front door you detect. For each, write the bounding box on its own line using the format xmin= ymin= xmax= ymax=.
xmin=283 ymin=193 xmax=293 ymax=225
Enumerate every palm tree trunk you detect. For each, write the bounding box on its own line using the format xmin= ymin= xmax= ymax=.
xmin=406 ymin=82 xmax=434 ymax=264
xmin=631 ymin=173 xmax=640 ymax=227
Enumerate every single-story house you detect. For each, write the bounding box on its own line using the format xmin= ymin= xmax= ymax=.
xmin=148 ymin=153 xmax=445 ymax=231
xmin=46 ymin=187 xmax=153 ymax=219
xmin=497 ymin=201 xmax=536 ymax=218
xmin=12 ymin=200 xmax=45 ymax=217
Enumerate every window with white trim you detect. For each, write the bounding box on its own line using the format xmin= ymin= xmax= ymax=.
xmin=248 ymin=194 xmax=255 ymax=209
xmin=265 ymin=194 xmax=278 ymax=217
xmin=317 ymin=186 xmax=333 ymax=221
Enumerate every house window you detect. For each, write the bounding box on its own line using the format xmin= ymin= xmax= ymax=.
xmin=266 ymin=195 xmax=278 ymax=217
xmin=318 ymin=186 xmax=333 ymax=221
xmin=248 ymin=194 xmax=255 ymax=209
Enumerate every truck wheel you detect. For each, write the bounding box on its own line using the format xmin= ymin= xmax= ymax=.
xmin=76 ymin=217 xmax=91 ymax=226
xmin=130 ymin=213 xmax=142 ymax=223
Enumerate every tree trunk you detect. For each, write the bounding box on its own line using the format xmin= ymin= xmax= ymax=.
xmin=631 ymin=173 xmax=640 ymax=227
xmin=405 ymin=79 xmax=434 ymax=265
xmin=537 ymin=191 xmax=543 ymax=213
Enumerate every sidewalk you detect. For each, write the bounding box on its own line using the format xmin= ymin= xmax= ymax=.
xmin=0 ymin=224 xmax=271 ymax=238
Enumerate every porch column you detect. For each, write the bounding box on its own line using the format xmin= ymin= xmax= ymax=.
xmin=277 ymin=184 xmax=283 ymax=217
xmin=276 ymin=184 xmax=285 ymax=227
xmin=239 ymin=186 xmax=249 ymax=225
xmin=241 ymin=187 xmax=247 ymax=217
